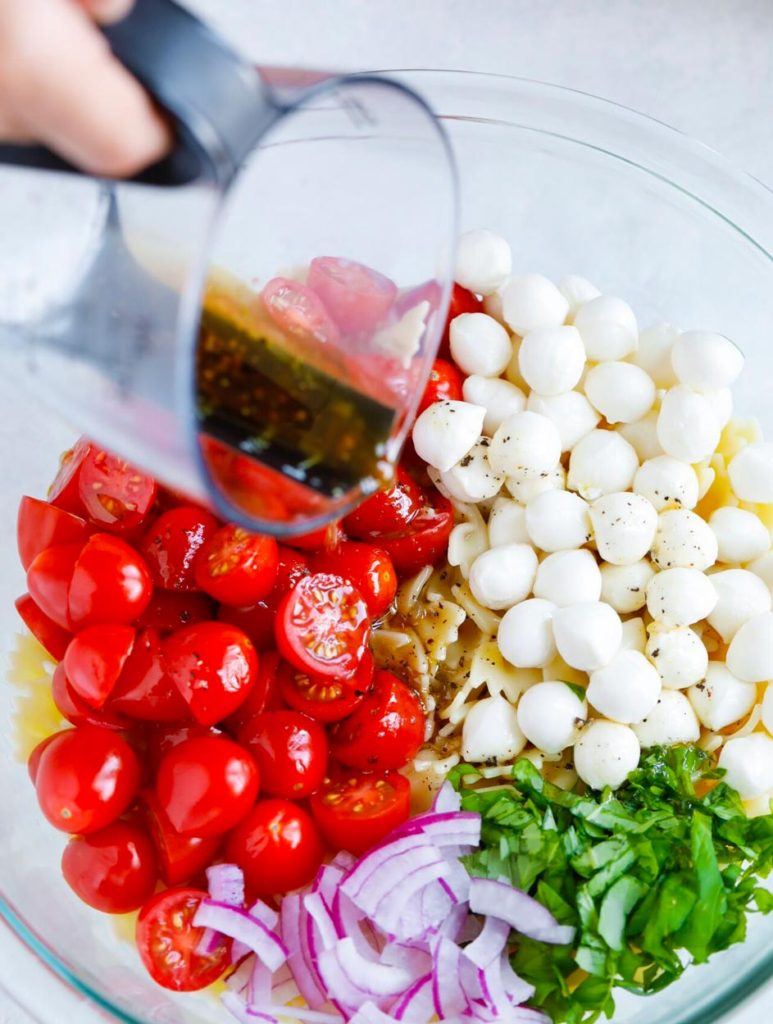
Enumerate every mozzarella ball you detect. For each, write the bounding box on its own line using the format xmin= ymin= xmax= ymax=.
xmin=708 ymin=569 xmax=772 ymax=642
xmin=462 ymin=375 xmax=526 ymax=434
xmin=488 ymin=498 xmax=529 ymax=547
xmin=584 ymin=362 xmax=656 ymax=424
xmin=454 ymin=229 xmax=512 ymax=296
xmin=489 ymin=411 xmax=562 ymax=479
xmin=633 ymin=455 xmax=699 ymax=512
xmin=573 ymin=295 xmax=638 ymax=361
xmin=518 ymin=325 xmax=585 ymax=396
xmin=559 ymin=275 xmax=601 ymax=319
xmin=553 ymin=602 xmax=623 ymax=672
xmin=726 ymin=612 xmax=773 ymax=682
xmin=439 ymin=437 xmax=504 ymax=503
xmin=728 ymin=443 xmax=773 ymax=503
xmin=600 ymin=560 xmax=655 ymax=614
xmin=468 ymin=543 xmax=538 ymax=610
xmin=568 ymin=430 xmax=639 ymax=501
xmin=632 ymin=690 xmax=700 ymax=747
xmin=450 ymin=313 xmax=512 ymax=377
xmin=412 ymin=400 xmax=485 ymax=472
xmin=506 ymin=464 xmax=565 ymax=505
xmin=630 ymin=322 xmax=680 ymax=388
xmin=709 ymin=506 xmax=770 ymax=564
xmin=670 ymin=330 xmax=744 ymax=392
xmin=482 ymin=284 xmax=506 ymax=322
xmin=590 ymin=492 xmax=658 ymax=566
xmin=620 ymin=617 xmax=647 ymax=653
xmin=646 ymin=567 xmax=717 ymax=627
xmin=656 ymin=386 xmax=721 ymax=463
xmin=461 ymin=694 xmax=526 ymax=763
xmin=687 ymin=662 xmax=757 ymax=732
xmin=501 ymin=273 xmax=568 ymax=335
xmin=645 ymin=625 xmax=708 ymax=689
xmin=707 ymin=387 xmax=733 ymax=429
xmin=749 ymin=551 xmax=773 ymax=597
xmin=498 ymin=599 xmax=557 ymax=669
xmin=525 ymin=490 xmax=591 ymax=553
xmin=718 ymin=734 xmax=773 ymax=799
xmin=534 ymin=549 xmax=602 ymax=607
xmin=618 ymin=411 xmax=664 ymax=463
xmin=517 ymin=681 xmax=587 ymax=754
xmin=574 ymin=720 xmax=640 ymax=790
xmin=447 ymin=521 xmax=488 ymax=579
xmin=527 ymin=391 xmax=601 ymax=452
xmin=587 ymin=650 xmax=661 ymax=724
xmin=762 ymin=684 xmax=773 ymax=736
xmin=651 ymin=509 xmax=718 ymax=571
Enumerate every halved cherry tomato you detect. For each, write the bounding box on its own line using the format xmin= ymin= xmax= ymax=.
xmin=238 ymin=710 xmax=327 ymax=799
xmin=110 ymin=628 xmax=190 ymax=722
xmin=393 ymin=279 xmax=442 ymax=321
xmin=136 ymin=887 xmax=231 ymax=991
xmin=163 ymin=622 xmax=257 ymax=725
xmin=27 ymin=734 xmax=60 ymax=784
xmin=201 ymin=441 xmax=291 ymax=523
xmin=136 ymin=589 xmax=215 ymax=634
xmin=140 ymin=506 xmax=219 ymax=591
xmin=343 ymin=467 xmax=423 ymax=539
xmin=51 ymin=664 xmax=130 ymax=731
xmin=48 ymin=438 xmax=92 ymax=514
xmin=329 ymin=670 xmax=425 ymax=772
xmin=310 ymin=770 xmax=411 ymax=856
xmin=141 ymin=790 xmax=222 ymax=887
xmin=78 ymin=450 xmax=157 ymax=533
xmin=225 ymin=799 xmax=323 ymax=897
xmin=143 ymin=723 xmax=221 ymax=778
xmin=61 ymin=822 xmax=157 ymax=913
xmin=273 ymin=546 xmax=311 ymax=590
xmin=376 ymin=493 xmax=454 ymax=577
xmin=262 ymin=277 xmax=340 ymax=346
xmin=26 ymin=542 xmax=85 ymax=630
xmin=224 ymin=650 xmax=284 ymax=731
xmin=15 ymin=593 xmax=72 ymax=661
xmin=287 ymin=521 xmax=343 ymax=553
xmin=35 ymin=726 xmax=140 ymax=833
xmin=278 ymin=649 xmax=373 ymax=724
xmin=194 ymin=524 xmax=278 ymax=606
xmin=156 ymin=735 xmax=259 ymax=837
xmin=417 ymin=358 xmax=464 ymax=415
xmin=310 ymin=542 xmax=397 ymax=618
xmin=218 ymin=599 xmax=276 ymax=652
xmin=63 ymin=624 xmax=135 ymax=708
xmin=17 ymin=496 xmax=90 ymax=572
xmin=307 ymin=257 xmax=397 ymax=335
xmin=275 ymin=573 xmax=370 ymax=680
xmin=438 ymin=282 xmax=484 ymax=357
xmin=68 ymin=534 xmax=154 ymax=628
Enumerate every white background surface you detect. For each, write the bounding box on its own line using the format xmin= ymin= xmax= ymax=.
xmin=3 ymin=0 xmax=773 ymax=1021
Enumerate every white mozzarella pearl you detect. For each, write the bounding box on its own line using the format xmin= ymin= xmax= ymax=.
xmin=726 ymin=612 xmax=773 ymax=682
xmin=438 ymin=437 xmax=504 ymax=503
xmin=749 ymin=551 xmax=773 ymax=597
xmin=412 ymin=400 xmax=485 ymax=472
xmin=482 ymin=284 xmax=506 ymax=322
xmin=553 ymin=601 xmax=623 ymax=672
xmin=656 ymin=386 xmax=721 ymax=463
xmin=619 ymin=617 xmax=647 ymax=653
xmin=587 ymin=649 xmax=661 ymax=724
xmin=618 ymin=411 xmax=664 ymax=462
xmin=534 ymin=550 xmax=602 ymax=607
xmin=567 ymin=429 xmax=639 ymax=501
xmin=498 ymin=599 xmax=557 ymax=669
xmin=527 ymin=391 xmax=601 ymax=452
xmin=632 ymin=690 xmax=700 ymax=747
xmin=462 ymin=375 xmax=526 ymax=435
xmin=718 ymin=734 xmax=773 ymax=799
xmin=708 ymin=569 xmax=773 ymax=642
xmin=525 ymin=490 xmax=591 ymax=553
xmin=670 ymin=330 xmax=744 ymax=392
xmin=707 ymin=387 xmax=733 ymax=429
xmin=630 ymin=322 xmax=680 ymax=388
xmin=584 ymin=362 xmax=656 ymax=424
xmin=487 ymin=498 xmax=529 ymax=547
xmin=506 ymin=464 xmax=565 ymax=505
xmin=633 ymin=456 xmax=699 ymax=512
xmin=687 ymin=663 xmax=757 ymax=732
xmin=600 ymin=560 xmax=654 ymax=614
xmin=516 ymin=681 xmax=587 ymax=754
xmin=709 ymin=507 xmax=770 ymax=564
xmin=501 ymin=273 xmax=569 ymax=335
xmin=573 ymin=295 xmax=638 ymax=361
xmin=489 ymin=411 xmax=562 ymax=479
xmin=468 ymin=543 xmax=538 ymax=611
xmin=651 ymin=509 xmax=718 ymax=571
xmin=646 ymin=567 xmax=717 ymax=627
xmin=645 ymin=625 xmax=708 ymax=689
xmin=762 ymin=684 xmax=773 ymax=736
xmin=728 ymin=443 xmax=773 ymax=503
xmin=454 ymin=229 xmax=512 ymax=296
xmin=589 ymin=492 xmax=658 ymax=565
xmin=461 ymin=695 xmax=526 ymax=763
xmin=559 ymin=275 xmax=601 ymax=319
xmin=450 ymin=313 xmax=512 ymax=377
xmin=518 ymin=325 xmax=585 ymax=396
xmin=574 ymin=720 xmax=640 ymax=790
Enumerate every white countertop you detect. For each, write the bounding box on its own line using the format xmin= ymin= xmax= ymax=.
xmin=3 ymin=0 xmax=773 ymax=1020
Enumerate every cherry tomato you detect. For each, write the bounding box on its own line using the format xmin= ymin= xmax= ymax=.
xmin=307 ymin=257 xmax=397 ymax=335
xmin=287 ymin=521 xmax=344 ymax=553
xmin=218 ymin=599 xmax=276 ymax=652
xmin=141 ymin=790 xmax=222 ymax=887
xmin=438 ymin=282 xmax=484 ymax=357
xmin=273 ymin=546 xmax=311 ymax=590
xmin=262 ymin=277 xmax=341 ymax=346
xmin=136 ymin=589 xmax=215 ymax=634
xmin=201 ymin=441 xmax=290 ymax=524
xmin=143 ymin=723 xmax=221 ymax=778
xmin=238 ymin=710 xmax=327 ymax=800
xmin=14 ymin=593 xmax=72 ymax=661
xmin=51 ymin=664 xmax=130 ymax=731
xmin=78 ymin=450 xmax=157 ymax=533
xmin=329 ymin=670 xmax=425 ymax=772
xmin=310 ymin=770 xmax=411 ymax=856
xmin=163 ymin=622 xmax=257 ymax=725
xmin=27 ymin=734 xmax=59 ymax=784
xmin=68 ymin=534 xmax=153 ymax=628
xmin=140 ymin=506 xmax=219 ymax=591
xmin=278 ymin=649 xmax=373 ymax=724
xmin=275 ymin=573 xmax=370 ymax=681
xmin=48 ymin=438 xmax=92 ymax=514
xmin=225 ymin=799 xmax=323 ymax=897
xmin=343 ymin=467 xmax=423 ymax=539
xmin=63 ymin=624 xmax=135 ymax=708
xmin=61 ymin=822 xmax=157 ymax=913
xmin=224 ymin=650 xmax=284 ymax=731
xmin=110 ymin=628 xmax=190 ymax=722
xmin=136 ymin=887 xmax=231 ymax=991
xmin=156 ymin=735 xmax=259 ymax=838
xmin=310 ymin=542 xmax=397 ymax=618
xmin=393 ymin=279 xmax=442 ymax=320
xmin=35 ymin=726 xmax=140 ymax=833
xmin=194 ymin=524 xmax=278 ymax=606
xmin=376 ymin=493 xmax=454 ymax=577
xmin=17 ymin=496 xmax=90 ymax=573
xmin=417 ymin=358 xmax=464 ymax=415
xmin=26 ymin=542 xmax=84 ymax=630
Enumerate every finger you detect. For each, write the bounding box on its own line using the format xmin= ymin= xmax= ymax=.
xmin=78 ymin=0 xmax=134 ymax=26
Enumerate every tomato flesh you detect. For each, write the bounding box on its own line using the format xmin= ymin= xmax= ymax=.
xmin=61 ymin=821 xmax=157 ymax=913
xmin=110 ymin=628 xmax=190 ymax=722
xmin=15 ymin=593 xmax=72 ymax=661
xmin=277 ymin=649 xmax=373 ymax=723
xmin=68 ymin=533 xmax=153 ymax=628
xmin=51 ymin=664 xmax=130 ymax=731
xmin=376 ymin=493 xmax=454 ymax=577
xmin=343 ymin=467 xmax=424 ymax=538
xmin=262 ymin=277 xmax=341 ymax=347
xmin=310 ymin=542 xmax=397 ymax=618
xmin=194 ymin=524 xmax=278 ymax=606
xmin=17 ymin=496 xmax=90 ymax=573
xmin=78 ymin=449 xmax=157 ymax=533
xmin=63 ymin=624 xmax=135 ymax=708
xmin=310 ymin=771 xmax=411 ymax=856
xmin=417 ymin=358 xmax=464 ymax=415
xmin=26 ymin=542 xmax=84 ymax=630
xmin=224 ymin=649 xmax=284 ymax=731
xmin=136 ymin=589 xmax=215 ymax=634
xmin=47 ymin=438 xmax=92 ymax=514
xmin=307 ymin=257 xmax=397 ymax=335
xmin=238 ymin=710 xmax=328 ymax=799
xmin=140 ymin=506 xmax=219 ymax=591
xmin=141 ymin=790 xmax=222 ymax=887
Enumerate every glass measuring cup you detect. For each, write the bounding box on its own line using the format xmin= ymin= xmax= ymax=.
xmin=0 ymin=0 xmax=457 ymax=536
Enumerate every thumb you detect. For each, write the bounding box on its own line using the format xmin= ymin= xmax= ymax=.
xmin=78 ymin=0 xmax=134 ymax=26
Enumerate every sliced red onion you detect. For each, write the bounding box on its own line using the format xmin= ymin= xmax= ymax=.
xmin=341 ymin=835 xmax=435 ymax=899
xmin=281 ymin=894 xmax=328 ymax=1011
xmin=247 ymin=957 xmax=273 ymax=1006
xmin=248 ymin=1004 xmax=340 ymax=1024
xmin=509 ymin=1009 xmax=553 ymax=1024
xmin=391 ymin=973 xmax=434 ymax=1022
xmin=463 ymin=914 xmax=510 ymax=968
xmin=250 ymin=900 xmax=280 ymax=932
xmin=431 ymin=936 xmax=469 ymax=1019
xmin=396 ymin=810 xmax=481 ymax=846
xmin=479 ymin=954 xmax=510 ymax=1017
xmin=269 ymin=977 xmax=301 ymax=1004
xmin=349 ymin=850 xmax=446 ymax=918
xmin=226 ymin=955 xmax=256 ymax=992
xmin=331 ymin=850 xmax=357 ymax=871
xmin=500 ymin=954 xmax=536 ymax=1005
xmin=221 ymin=990 xmax=275 ymax=1024
xmin=371 ymin=860 xmax=448 ymax=933
xmin=194 ymin=901 xmax=288 ymax=973
xmin=347 ymin=1002 xmax=402 ymax=1024
xmin=304 ymin=891 xmax=339 ymax=951
xmin=431 ymin=781 xmax=461 ymax=813
xmin=207 ymin=863 xmax=245 ymax=907
xmin=230 ymin=940 xmax=251 ymax=965
xmin=334 ymin=937 xmax=416 ymax=997
xmin=378 ymin=942 xmax=432 ymax=975
xmin=440 ymin=856 xmax=472 ymax=904
xmin=313 ymin=863 xmax=346 ymax=901
xmin=438 ymin=901 xmax=471 ymax=942
xmin=468 ymin=877 xmax=576 ymax=945
xmin=196 ymin=927 xmax=225 ymax=957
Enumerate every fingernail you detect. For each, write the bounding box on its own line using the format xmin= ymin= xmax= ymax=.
xmin=86 ymin=0 xmax=135 ymax=26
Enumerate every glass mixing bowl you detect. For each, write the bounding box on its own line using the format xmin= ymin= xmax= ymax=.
xmin=2 ymin=70 xmax=773 ymax=1024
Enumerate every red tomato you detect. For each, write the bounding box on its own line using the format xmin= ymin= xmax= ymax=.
xmin=343 ymin=467 xmax=423 ymax=538
xmin=27 ymin=734 xmax=60 ymax=784
xmin=417 ymin=358 xmax=464 ymax=415
xmin=287 ymin=521 xmax=343 ymax=553
xmin=68 ymin=534 xmax=153 ymax=628
xmin=225 ymin=799 xmax=323 ymax=897
xmin=329 ymin=670 xmax=425 ymax=772
xmin=262 ymin=277 xmax=341 ymax=346
xmin=26 ymin=542 xmax=84 ymax=630
xmin=310 ymin=770 xmax=410 ymax=856
xmin=48 ymin=438 xmax=92 ymax=514
xmin=136 ymin=589 xmax=215 ymax=634
xmin=35 ymin=726 xmax=140 ymax=833
xmin=78 ymin=450 xmax=157 ymax=533
xmin=110 ymin=628 xmax=190 ymax=722
xmin=194 ymin=524 xmax=278 ymax=606
xmin=17 ymin=496 xmax=90 ymax=573
xmin=163 ymin=622 xmax=257 ymax=725
xmin=156 ymin=735 xmax=259 ymax=837
xmin=136 ymin=887 xmax=231 ymax=991
xmin=61 ymin=822 xmax=157 ymax=913
xmin=275 ymin=573 xmax=370 ymax=680
xmin=238 ymin=710 xmax=327 ymax=799
xmin=218 ymin=599 xmax=276 ymax=652
xmin=143 ymin=723 xmax=221 ymax=778
xmin=376 ymin=493 xmax=454 ymax=577
xmin=274 ymin=546 xmax=311 ymax=590
xmin=51 ymin=664 xmax=130 ymax=731
xmin=141 ymin=790 xmax=222 ymax=887
xmin=14 ymin=593 xmax=72 ymax=661
xmin=393 ymin=279 xmax=442 ymax=320
xmin=438 ymin=282 xmax=484 ymax=357
xmin=224 ymin=650 xmax=284 ymax=731
xmin=140 ymin=506 xmax=219 ymax=591
xmin=310 ymin=542 xmax=397 ymax=618
xmin=277 ymin=649 xmax=373 ymax=724
xmin=307 ymin=257 xmax=397 ymax=335
xmin=63 ymin=624 xmax=135 ymax=708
